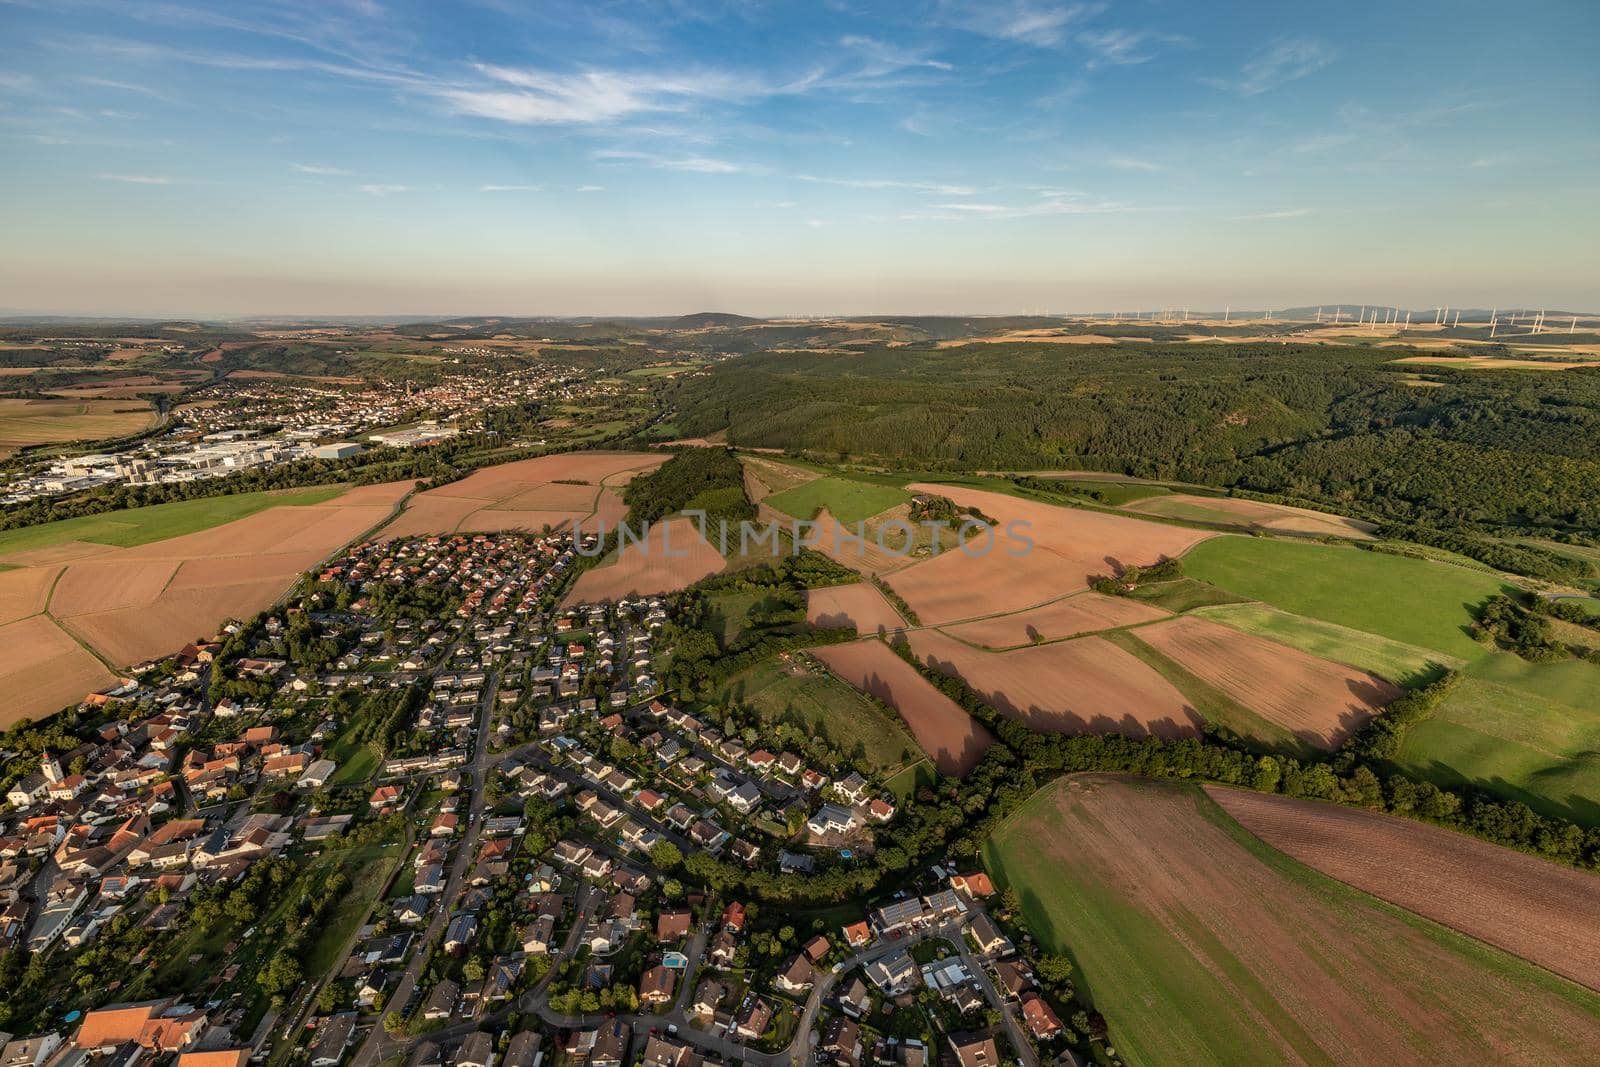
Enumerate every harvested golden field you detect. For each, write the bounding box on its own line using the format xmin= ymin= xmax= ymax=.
xmin=907 ymin=628 xmax=1199 ymax=738
xmin=0 ymin=563 xmax=65 ymax=625
xmin=939 ymin=591 xmax=1169 ymax=649
xmin=0 ymin=482 xmax=411 ymax=724
xmin=0 ymin=397 xmax=157 ymax=455
xmin=811 ymin=638 xmax=992 ymax=775
xmin=985 ymin=775 xmax=1600 ymax=1067
xmin=1392 ymin=354 xmax=1596 ymax=371
xmin=886 ymin=484 xmax=1213 ymax=625
xmin=805 ymin=582 xmax=907 ymax=635
xmin=0 ymin=616 xmax=118 ymax=729
xmin=378 ymin=451 xmax=665 ymax=538
xmin=1207 ymin=787 xmax=1600 ymax=992
xmin=1132 ymin=616 xmax=1399 ymax=748
xmin=50 ymin=559 xmax=180 ymax=617
xmin=562 ymin=518 xmax=725 ymax=605
xmin=1123 ymin=493 xmax=1377 ymax=539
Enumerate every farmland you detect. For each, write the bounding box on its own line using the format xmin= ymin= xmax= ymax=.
xmin=885 ymin=484 xmax=1214 ymax=625
xmin=0 ymin=397 xmax=158 ymax=456
xmin=1206 ymin=787 xmax=1600 ymax=992
xmin=1395 ymin=657 xmax=1600 ymax=822
xmin=984 ymin=775 xmax=1600 ymax=1067
xmin=561 ymin=517 xmax=725 ymax=606
xmin=938 ymin=591 xmax=1169 ymax=649
xmin=1182 ymin=536 xmax=1513 ymax=661
xmin=1122 ymin=492 xmax=1377 ymax=539
xmin=1192 ymin=601 xmax=1456 ymax=686
xmin=0 ymin=480 xmax=412 ymax=725
xmin=905 ymin=628 xmax=1201 ymax=740
xmin=1130 ymin=615 xmax=1399 ymax=749
xmin=811 ymin=638 xmax=993 ymax=775
xmin=804 ymin=581 xmax=907 ymax=636
xmin=0 ymin=485 xmax=348 ymax=559
xmin=378 ymin=450 xmax=664 ymax=540
xmin=717 ymin=657 xmax=926 ymax=778
xmin=764 ymin=474 xmax=910 ymax=525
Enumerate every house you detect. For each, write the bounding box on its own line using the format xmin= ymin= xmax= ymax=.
xmin=637 ymin=1036 xmax=704 ymax=1067
xmin=708 ymin=929 xmax=737 ymax=968
xmin=835 ymin=772 xmax=868 ymax=802
xmin=864 ymin=949 xmax=919 ymax=996
xmin=842 ymin=921 xmax=872 ymax=949
xmin=951 ymin=872 xmax=994 ymax=899
xmin=836 ymin=976 xmax=872 ymax=1018
xmin=691 ymin=978 xmax=727 ymax=1018
xmin=502 ymin=1032 xmax=542 ymax=1067
xmin=968 ymin=914 xmax=1013 ymax=957
xmin=422 ymin=979 xmax=459 ymax=1020
xmin=1 ymin=1035 xmax=62 ymax=1067
xmin=807 ymin=804 xmax=856 ymax=836
xmin=656 ymin=908 xmax=692 ymax=942
xmin=586 ymin=1022 xmax=630 ymax=1067
xmin=308 ymin=1014 xmax=357 ymax=1067
xmin=456 ymin=1031 xmax=495 ymax=1067
xmin=820 ymin=1017 xmax=863 ymax=1066
xmin=773 ymin=954 xmax=815 ymax=995
xmin=369 ymin=785 xmax=402 ymax=810
xmin=802 ymin=933 xmax=831 ymax=962
xmin=522 ymin=915 xmax=556 ymax=955
xmin=991 ymin=959 xmax=1034 ymax=1000
xmin=177 ymin=1052 xmax=250 ymax=1067
xmin=721 ymin=901 xmax=747 ymax=932
xmin=873 ymin=899 xmax=924 ymax=935
xmin=74 ymin=999 xmax=207 ymax=1052
xmin=948 ymin=1033 xmax=999 ymax=1067
xmin=734 ymin=997 xmax=773 ymax=1040
xmin=445 ymin=912 xmax=478 ymax=953
xmin=393 ymin=894 xmax=430 ymax=925
xmin=638 ymin=965 xmax=676 ymax=1005
xmin=1020 ymin=993 xmax=1064 ymax=1040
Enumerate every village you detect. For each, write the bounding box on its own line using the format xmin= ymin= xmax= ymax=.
xmin=0 ymin=529 xmax=1085 ymax=1067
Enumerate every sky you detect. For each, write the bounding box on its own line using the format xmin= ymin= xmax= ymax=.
xmin=0 ymin=0 xmax=1596 ymax=318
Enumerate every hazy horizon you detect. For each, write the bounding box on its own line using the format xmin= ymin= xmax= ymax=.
xmin=2 ymin=0 xmax=1597 ymax=316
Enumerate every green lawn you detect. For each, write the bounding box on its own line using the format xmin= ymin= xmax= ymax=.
xmin=764 ymin=475 xmax=911 ymax=525
xmin=1193 ymin=602 xmax=1458 ymax=687
xmin=717 ymin=657 xmax=924 ymax=776
xmin=1397 ymin=654 xmax=1600 ymax=823
xmin=1182 ymin=536 xmax=1513 ymax=661
xmin=0 ymin=486 xmax=346 ymax=557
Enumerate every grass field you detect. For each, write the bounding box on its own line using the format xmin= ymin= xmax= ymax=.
xmin=984 ymin=775 xmax=1600 ymax=1067
xmin=717 ymin=656 xmax=925 ymax=776
xmin=1397 ymin=655 xmax=1600 ymax=823
xmin=0 ymin=397 xmax=157 ymax=454
xmin=1193 ymin=602 xmax=1458 ymax=686
xmin=705 ymin=588 xmax=802 ymax=647
xmin=1125 ymin=577 xmax=1247 ymax=613
xmin=764 ymin=475 xmax=911 ymax=525
xmin=1182 ymin=536 xmax=1512 ymax=661
xmin=0 ymin=486 xmax=346 ymax=557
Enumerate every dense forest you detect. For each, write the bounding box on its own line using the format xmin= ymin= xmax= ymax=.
xmin=665 ymin=343 xmax=1600 ymax=532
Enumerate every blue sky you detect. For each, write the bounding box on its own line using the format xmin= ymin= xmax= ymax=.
xmin=1 ymin=0 xmax=1596 ymax=316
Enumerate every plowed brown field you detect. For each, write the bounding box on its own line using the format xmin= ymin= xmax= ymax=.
xmin=1124 ymin=493 xmax=1377 ymax=539
xmin=0 ymin=616 xmax=117 ymax=728
xmin=562 ymin=518 xmax=725 ymax=605
xmin=939 ymin=592 xmax=1169 ymax=648
xmin=805 ymin=582 xmax=907 ymax=635
xmin=886 ymin=484 xmax=1213 ymax=624
xmin=907 ymin=628 xmax=1200 ymax=737
xmin=0 ymin=480 xmax=412 ymax=724
xmin=811 ymin=638 xmax=992 ymax=775
xmin=986 ymin=775 xmax=1600 ymax=1067
xmin=1207 ymin=787 xmax=1600 ymax=992
xmin=1134 ymin=615 xmax=1398 ymax=748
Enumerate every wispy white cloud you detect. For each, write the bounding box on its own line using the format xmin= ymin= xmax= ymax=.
xmin=795 ymin=174 xmax=977 ymax=196
xmin=441 ymin=64 xmax=779 ymax=126
xmin=292 ymin=162 xmax=351 ymax=175
xmin=1469 ymin=153 xmax=1512 ymax=169
xmin=595 ymin=148 xmax=747 ymax=173
xmin=1229 ymin=207 xmax=1313 ymax=220
xmin=838 ymin=35 xmax=953 ymax=75
xmin=480 ymin=183 xmax=542 ymax=192
xmin=575 ymin=184 xmax=604 ymax=192
xmin=1077 ymin=29 xmax=1162 ymax=67
xmin=359 ymin=183 xmax=409 ymax=195
xmin=902 ymin=190 xmax=1138 ymax=220
xmin=98 ymin=172 xmax=171 ymax=184
xmin=944 ymin=2 xmax=1105 ymax=48
xmin=1206 ymin=37 xmax=1334 ymax=95
xmin=1106 ymin=155 xmax=1162 ymax=172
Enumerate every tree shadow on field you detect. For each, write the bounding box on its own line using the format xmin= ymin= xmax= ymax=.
xmin=983 ymin=846 xmax=1105 ymax=1016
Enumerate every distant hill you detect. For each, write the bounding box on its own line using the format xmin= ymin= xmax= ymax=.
xmin=670 ymin=312 xmax=767 ymax=330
